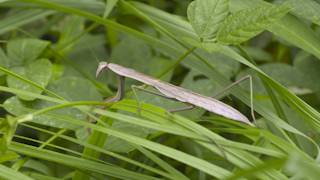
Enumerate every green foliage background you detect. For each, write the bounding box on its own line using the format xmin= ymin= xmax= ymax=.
xmin=0 ymin=0 xmax=320 ymax=179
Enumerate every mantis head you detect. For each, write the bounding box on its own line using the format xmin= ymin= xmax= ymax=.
xmin=96 ymin=62 xmax=109 ymax=77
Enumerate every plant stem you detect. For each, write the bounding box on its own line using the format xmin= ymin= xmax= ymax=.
xmin=155 ymin=46 xmax=196 ymax=79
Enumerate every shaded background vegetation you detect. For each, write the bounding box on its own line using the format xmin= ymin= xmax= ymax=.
xmin=1 ymin=0 xmax=320 ymax=179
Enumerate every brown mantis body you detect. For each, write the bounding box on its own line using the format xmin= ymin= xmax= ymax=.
xmin=91 ymin=61 xmax=259 ymax=161
xmin=97 ymin=62 xmax=256 ymax=127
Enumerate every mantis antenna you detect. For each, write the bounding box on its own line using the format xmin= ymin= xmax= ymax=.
xmin=86 ymin=43 xmax=100 ymax=63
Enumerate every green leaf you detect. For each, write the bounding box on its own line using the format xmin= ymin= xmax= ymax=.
xmin=284 ymin=152 xmax=320 ymax=180
xmin=187 ymin=0 xmax=229 ymax=40
xmin=1 ymin=115 xmax=17 ymax=155
xmin=284 ymin=0 xmax=320 ymax=26
xmin=77 ymin=113 xmax=151 ymax=153
xmin=229 ymin=0 xmax=270 ymax=11
xmin=7 ymin=39 xmax=50 ymax=66
xmin=231 ymin=46 xmax=273 ymax=61
xmin=4 ymin=76 xmax=102 ymax=130
xmin=217 ymin=5 xmax=291 ymax=45
xmin=63 ymin=34 xmax=108 ymax=82
xmin=103 ymin=0 xmax=118 ymax=18
xmin=181 ymin=36 xmax=222 ymax=52
xmin=7 ymin=59 xmax=52 ymax=101
xmin=23 ymin=159 xmax=52 ymax=176
xmin=0 ymin=9 xmax=55 ymax=36
xmin=0 ymin=1 xmax=104 ymax=15
xmin=55 ymin=15 xmax=84 ymax=54
xmin=293 ymin=51 xmax=320 ymax=99
xmin=228 ymin=0 xmax=320 ymax=60
xmin=0 ymin=48 xmax=9 ymax=77
xmin=196 ymin=49 xmax=240 ymax=78
xmin=0 ymin=152 xmax=20 ymax=163
xmin=236 ymin=63 xmax=308 ymax=95
xmin=108 ymin=35 xmax=152 ymax=87
xmin=106 ymin=17 xmax=119 ymax=48
xmin=133 ymin=1 xmax=320 ymax=60
xmin=50 ymin=63 xmax=65 ymax=83
xmin=0 ymin=163 xmax=34 ymax=180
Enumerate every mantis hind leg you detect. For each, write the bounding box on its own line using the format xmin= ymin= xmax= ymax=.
xmin=208 ymin=75 xmax=261 ymax=128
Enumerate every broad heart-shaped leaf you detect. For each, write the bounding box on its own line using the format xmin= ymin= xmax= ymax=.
xmin=181 ymin=36 xmax=222 ymax=52
xmin=7 ymin=39 xmax=50 ymax=66
xmin=7 ymin=59 xmax=52 ymax=101
xmin=217 ymin=5 xmax=291 ymax=45
xmin=284 ymin=0 xmax=320 ymax=26
xmin=187 ymin=0 xmax=229 ymax=40
xmin=4 ymin=76 xmax=102 ymax=130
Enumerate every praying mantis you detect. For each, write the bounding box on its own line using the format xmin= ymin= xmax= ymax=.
xmin=92 ymin=60 xmax=260 ymax=161
xmin=96 ymin=62 xmax=258 ymax=127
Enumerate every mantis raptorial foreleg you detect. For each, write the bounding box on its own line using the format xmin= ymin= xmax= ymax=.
xmin=86 ymin=75 xmax=125 ymax=135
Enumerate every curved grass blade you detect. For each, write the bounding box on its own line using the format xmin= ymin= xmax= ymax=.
xmin=8 ymin=142 xmax=162 ymax=180
xmin=0 ymin=0 xmax=104 ymax=15
xmin=103 ymin=0 xmax=118 ymax=18
xmin=0 ymin=9 xmax=55 ymax=36
xmin=0 ymin=163 xmax=34 ymax=180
